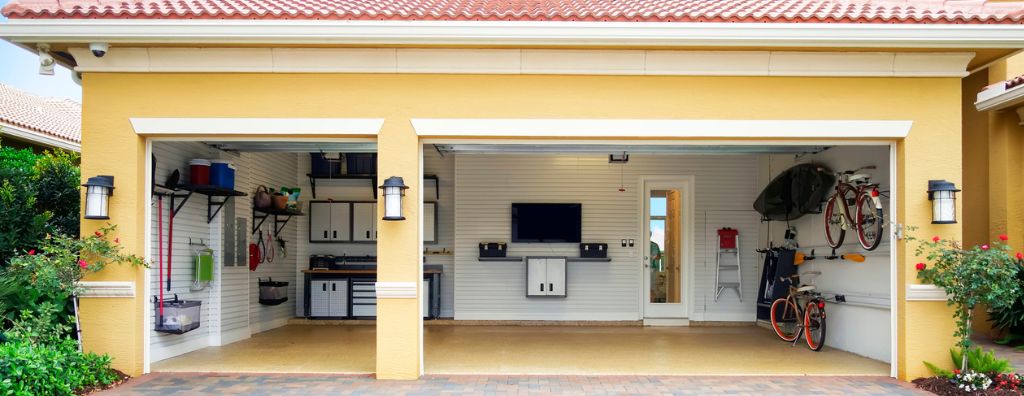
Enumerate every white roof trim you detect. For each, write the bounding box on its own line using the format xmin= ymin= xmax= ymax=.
xmin=976 ymin=81 xmax=1024 ymax=112
xmin=66 ymin=47 xmax=975 ymax=77
xmin=411 ymin=119 xmax=913 ymax=139
xmin=129 ymin=118 xmax=384 ymax=135
xmin=0 ymin=121 xmax=80 ymax=151
xmin=2 ymin=20 xmax=1024 ymax=48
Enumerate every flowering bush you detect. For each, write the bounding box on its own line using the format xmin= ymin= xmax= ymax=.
xmin=910 ymin=229 xmax=1022 ymax=371
xmin=952 ymin=369 xmax=993 ymax=392
xmin=994 ymin=373 xmax=1024 ymax=391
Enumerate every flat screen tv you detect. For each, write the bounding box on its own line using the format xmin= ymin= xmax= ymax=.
xmin=511 ymin=203 xmax=582 ymax=243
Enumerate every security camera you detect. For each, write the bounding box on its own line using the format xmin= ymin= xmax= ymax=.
xmin=37 ymin=44 xmax=54 ymax=76
xmin=90 ymin=42 xmax=109 ymax=58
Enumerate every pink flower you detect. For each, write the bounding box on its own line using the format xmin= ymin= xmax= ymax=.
xmin=982 ymin=244 xmax=990 ymax=251
xmin=1000 ymin=234 xmax=1009 ymax=241
xmin=28 ymin=249 xmax=35 ymax=256
xmin=78 ymin=259 xmax=88 ymax=269
xmin=932 ymin=236 xmax=941 ymax=243
xmin=915 ymin=263 xmax=926 ymax=271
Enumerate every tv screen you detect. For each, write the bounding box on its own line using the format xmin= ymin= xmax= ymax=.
xmin=511 ymin=203 xmax=582 ymax=243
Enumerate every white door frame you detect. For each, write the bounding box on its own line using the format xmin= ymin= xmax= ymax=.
xmin=639 ymin=175 xmax=696 ymax=320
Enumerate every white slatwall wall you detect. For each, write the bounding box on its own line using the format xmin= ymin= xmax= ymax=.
xmin=241 ymin=152 xmax=300 ymax=333
xmin=764 ymin=146 xmax=892 ymax=362
xmin=453 ymin=154 xmax=761 ymax=321
xmin=150 ymin=142 xmax=299 ymax=362
xmin=424 ymin=148 xmax=456 ymax=317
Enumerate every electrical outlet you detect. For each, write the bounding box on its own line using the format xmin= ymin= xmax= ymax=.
xmin=621 ymin=239 xmax=627 ymax=247
xmin=628 ymin=239 xmax=635 ymax=247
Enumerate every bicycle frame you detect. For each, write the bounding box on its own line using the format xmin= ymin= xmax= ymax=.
xmin=779 ymin=288 xmax=826 ymax=345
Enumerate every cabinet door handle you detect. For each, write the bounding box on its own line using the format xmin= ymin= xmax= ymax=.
xmin=323 ymin=230 xmax=328 ymax=239
xmin=366 ymin=230 xmax=370 ymax=239
xmin=550 ymin=283 xmax=554 ymax=292
xmin=333 ymin=231 xmax=337 ymax=239
xmin=540 ymin=283 xmax=544 ymax=292
xmin=322 ymin=283 xmax=327 ymax=291
xmin=332 ymin=283 xmax=336 ymax=292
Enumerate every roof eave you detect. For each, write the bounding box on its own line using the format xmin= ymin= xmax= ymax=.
xmin=2 ymin=20 xmax=1024 ymax=49
xmin=0 ymin=122 xmax=81 ymax=152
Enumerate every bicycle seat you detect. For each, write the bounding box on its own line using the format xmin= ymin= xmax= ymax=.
xmin=848 ymin=173 xmax=871 ymax=182
xmin=797 ymin=285 xmax=817 ymax=292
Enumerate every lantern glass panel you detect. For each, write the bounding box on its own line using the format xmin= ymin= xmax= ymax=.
xmin=932 ymin=191 xmax=956 ymax=224
xmin=383 ymin=188 xmax=403 ymax=219
xmin=85 ymin=185 xmax=109 ymax=219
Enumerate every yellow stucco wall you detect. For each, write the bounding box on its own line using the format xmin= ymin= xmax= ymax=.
xmin=80 ymin=72 xmax=962 ymax=380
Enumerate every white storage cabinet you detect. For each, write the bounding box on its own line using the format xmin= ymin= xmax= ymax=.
xmin=352 ymin=202 xmax=377 ymax=242
xmin=526 ymin=257 xmax=567 ymax=297
xmin=309 ymin=279 xmax=348 ymax=317
xmin=309 ymin=202 xmax=352 ymax=242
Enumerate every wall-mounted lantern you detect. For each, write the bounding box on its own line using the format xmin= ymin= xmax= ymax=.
xmin=379 ymin=176 xmax=409 ymax=221
xmin=83 ymin=175 xmax=115 ymax=220
xmin=927 ymin=180 xmax=960 ymax=224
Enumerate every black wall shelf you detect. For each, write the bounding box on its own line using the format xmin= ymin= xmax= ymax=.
xmin=252 ymin=204 xmax=304 ymax=237
xmin=306 ymin=173 xmax=440 ymax=200
xmin=477 ymin=256 xmax=611 ymax=263
xmin=154 ymin=184 xmax=246 ymax=223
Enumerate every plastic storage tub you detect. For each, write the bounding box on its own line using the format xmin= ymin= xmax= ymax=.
xmin=154 ymin=296 xmax=201 ymax=334
xmin=188 ymin=159 xmax=211 ymax=185
xmin=310 ymin=153 xmax=341 ymax=176
xmin=210 ymin=160 xmax=235 ymax=190
xmin=345 ymin=153 xmax=377 ymax=175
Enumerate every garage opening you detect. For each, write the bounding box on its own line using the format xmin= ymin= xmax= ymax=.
xmin=146 ymin=139 xmax=383 ymax=374
xmin=423 ymin=142 xmax=895 ymax=376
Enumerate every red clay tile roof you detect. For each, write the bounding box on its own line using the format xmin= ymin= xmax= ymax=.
xmin=0 ymin=84 xmax=81 ymax=146
xmin=3 ymin=0 xmax=1024 ymax=24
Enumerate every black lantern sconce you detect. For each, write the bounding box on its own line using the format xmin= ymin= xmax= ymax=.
xmin=379 ymin=176 xmax=409 ymax=221
xmin=927 ymin=180 xmax=960 ymax=224
xmin=83 ymin=175 xmax=115 ymax=220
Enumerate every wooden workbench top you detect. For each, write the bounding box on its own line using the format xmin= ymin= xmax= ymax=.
xmin=303 ymin=268 xmax=442 ymax=275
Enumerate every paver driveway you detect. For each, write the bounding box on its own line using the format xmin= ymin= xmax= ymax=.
xmin=97 ymin=373 xmax=926 ymax=395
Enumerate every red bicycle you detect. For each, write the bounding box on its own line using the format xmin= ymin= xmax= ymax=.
xmin=770 ymin=272 xmax=827 ymax=351
xmin=822 ymin=166 xmax=885 ymax=251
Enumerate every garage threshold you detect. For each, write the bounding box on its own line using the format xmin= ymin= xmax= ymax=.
xmin=151 ymin=324 xmax=888 ymax=376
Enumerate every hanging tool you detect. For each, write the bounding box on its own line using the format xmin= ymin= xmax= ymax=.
xmin=824 ymin=248 xmax=866 ymax=262
xmin=164 ymin=170 xmax=179 ymax=292
xmin=795 ymin=249 xmax=817 ymax=265
xmin=257 ymin=229 xmax=268 ymax=264
xmin=248 ymin=241 xmax=261 ymax=271
xmin=276 ymin=237 xmax=288 ymax=258
xmin=264 ymin=228 xmax=275 ymax=263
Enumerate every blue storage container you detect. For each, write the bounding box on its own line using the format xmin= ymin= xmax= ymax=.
xmin=210 ymin=160 xmax=235 ymax=190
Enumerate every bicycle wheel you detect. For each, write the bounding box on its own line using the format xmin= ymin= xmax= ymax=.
xmin=823 ymin=195 xmax=845 ymax=249
xmin=855 ymin=193 xmax=884 ymax=251
xmin=770 ymin=298 xmax=801 ymax=342
xmin=804 ymin=301 xmax=827 ymax=351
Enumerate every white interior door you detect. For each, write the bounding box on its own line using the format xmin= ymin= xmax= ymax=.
xmin=643 ymin=178 xmax=693 ymax=319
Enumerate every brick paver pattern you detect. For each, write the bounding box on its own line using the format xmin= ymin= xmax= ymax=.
xmin=98 ymin=373 xmax=927 ymax=395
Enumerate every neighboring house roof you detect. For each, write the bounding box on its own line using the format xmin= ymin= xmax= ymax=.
xmin=0 ymin=83 xmax=81 ymax=151
xmin=3 ymin=0 xmax=1024 ymax=24
xmin=1008 ymin=74 xmax=1024 ymax=90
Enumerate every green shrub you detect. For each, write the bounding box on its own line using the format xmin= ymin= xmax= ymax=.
xmin=0 ymin=337 xmax=119 ymax=395
xmin=926 ymin=347 xmax=1015 ymax=378
xmin=33 ymin=150 xmax=80 ymax=237
xmin=0 ymin=147 xmax=48 ymax=266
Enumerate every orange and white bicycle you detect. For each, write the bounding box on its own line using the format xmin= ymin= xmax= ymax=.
xmin=822 ymin=166 xmax=885 ymax=251
xmin=769 ymin=272 xmax=827 ymax=351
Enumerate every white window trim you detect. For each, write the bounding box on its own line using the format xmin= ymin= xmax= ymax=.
xmin=411 ymin=119 xmax=913 ymax=139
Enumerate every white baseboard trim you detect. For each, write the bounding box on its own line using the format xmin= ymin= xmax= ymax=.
xmin=693 ymin=312 xmax=757 ymax=322
xmin=250 ymin=317 xmax=291 ymax=335
xmin=643 ymin=318 xmax=690 ymax=326
xmin=150 ymin=336 xmax=209 ymax=363
xmin=213 ymin=326 xmax=251 ymax=346
xmin=454 ymin=312 xmax=638 ymax=321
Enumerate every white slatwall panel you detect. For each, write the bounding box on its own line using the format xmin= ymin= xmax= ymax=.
xmin=150 ymin=142 xmax=228 ymax=361
xmin=424 ymin=148 xmax=456 ymax=317
xmin=453 ymin=154 xmax=760 ymax=321
xmin=764 ymin=146 xmax=891 ymax=362
xmin=241 ymin=152 xmax=300 ymax=333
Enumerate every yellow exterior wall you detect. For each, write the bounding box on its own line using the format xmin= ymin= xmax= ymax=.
xmin=79 ymin=72 xmax=962 ymax=380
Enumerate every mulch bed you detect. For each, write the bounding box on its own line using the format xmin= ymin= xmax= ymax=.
xmin=914 ymin=377 xmax=1022 ymax=395
xmin=78 ymin=369 xmax=130 ymax=395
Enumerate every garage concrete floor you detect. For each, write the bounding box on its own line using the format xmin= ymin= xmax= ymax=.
xmin=151 ymin=324 xmax=889 ymax=376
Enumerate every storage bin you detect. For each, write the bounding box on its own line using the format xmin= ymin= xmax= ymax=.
xmin=345 ymin=153 xmax=377 ymax=175
xmin=718 ymin=228 xmax=739 ymax=249
xmin=479 ymin=242 xmax=507 ymax=258
xmin=154 ymin=295 xmax=201 ymax=334
xmin=579 ymin=243 xmax=608 ymax=258
xmin=310 ymin=153 xmax=341 ymax=176
xmin=258 ymin=278 xmax=289 ymax=306
xmin=188 ymin=159 xmax=211 ymax=185
xmin=210 ymin=160 xmax=235 ymax=190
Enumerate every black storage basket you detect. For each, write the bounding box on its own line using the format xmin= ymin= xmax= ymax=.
xmin=154 ymin=295 xmax=201 ymax=335
xmin=258 ymin=278 xmax=289 ymax=306
xmin=479 ymin=242 xmax=507 ymax=258
xmin=580 ymin=243 xmax=608 ymax=258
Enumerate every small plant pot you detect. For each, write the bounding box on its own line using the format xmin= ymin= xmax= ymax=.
xmin=272 ymin=194 xmax=288 ymax=210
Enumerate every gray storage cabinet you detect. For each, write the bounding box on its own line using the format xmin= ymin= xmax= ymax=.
xmin=526 ymin=257 xmax=567 ymax=297
xmin=309 ymin=279 xmax=348 ymax=317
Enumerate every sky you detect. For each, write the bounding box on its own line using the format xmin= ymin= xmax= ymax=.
xmin=0 ymin=0 xmax=82 ymax=102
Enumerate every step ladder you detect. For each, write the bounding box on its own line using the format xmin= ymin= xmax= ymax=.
xmin=715 ymin=228 xmax=742 ymax=302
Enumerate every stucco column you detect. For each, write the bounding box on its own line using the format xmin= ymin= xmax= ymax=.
xmin=78 ymin=76 xmax=148 ymax=376
xmin=897 ymin=112 xmax=961 ymax=380
xmin=375 ymin=120 xmax=423 ymax=379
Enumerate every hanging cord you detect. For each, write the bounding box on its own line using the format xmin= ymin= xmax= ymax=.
xmin=265 ymin=228 xmax=275 ymax=263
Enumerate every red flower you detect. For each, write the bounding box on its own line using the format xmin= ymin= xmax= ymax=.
xmin=94 ymin=231 xmax=102 ymax=237
xmin=78 ymin=259 xmax=88 ymax=269
xmin=932 ymin=236 xmax=941 ymax=242
xmin=1000 ymin=234 xmax=1009 ymax=241
xmin=954 ymin=369 xmax=961 ymax=375
xmin=982 ymin=244 xmax=990 ymax=250
xmin=915 ymin=263 xmax=926 ymax=271
xmin=114 ymin=237 xmax=120 ymax=244
xmin=28 ymin=249 xmax=35 ymax=256
xmin=1017 ymin=252 xmax=1024 ymax=260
